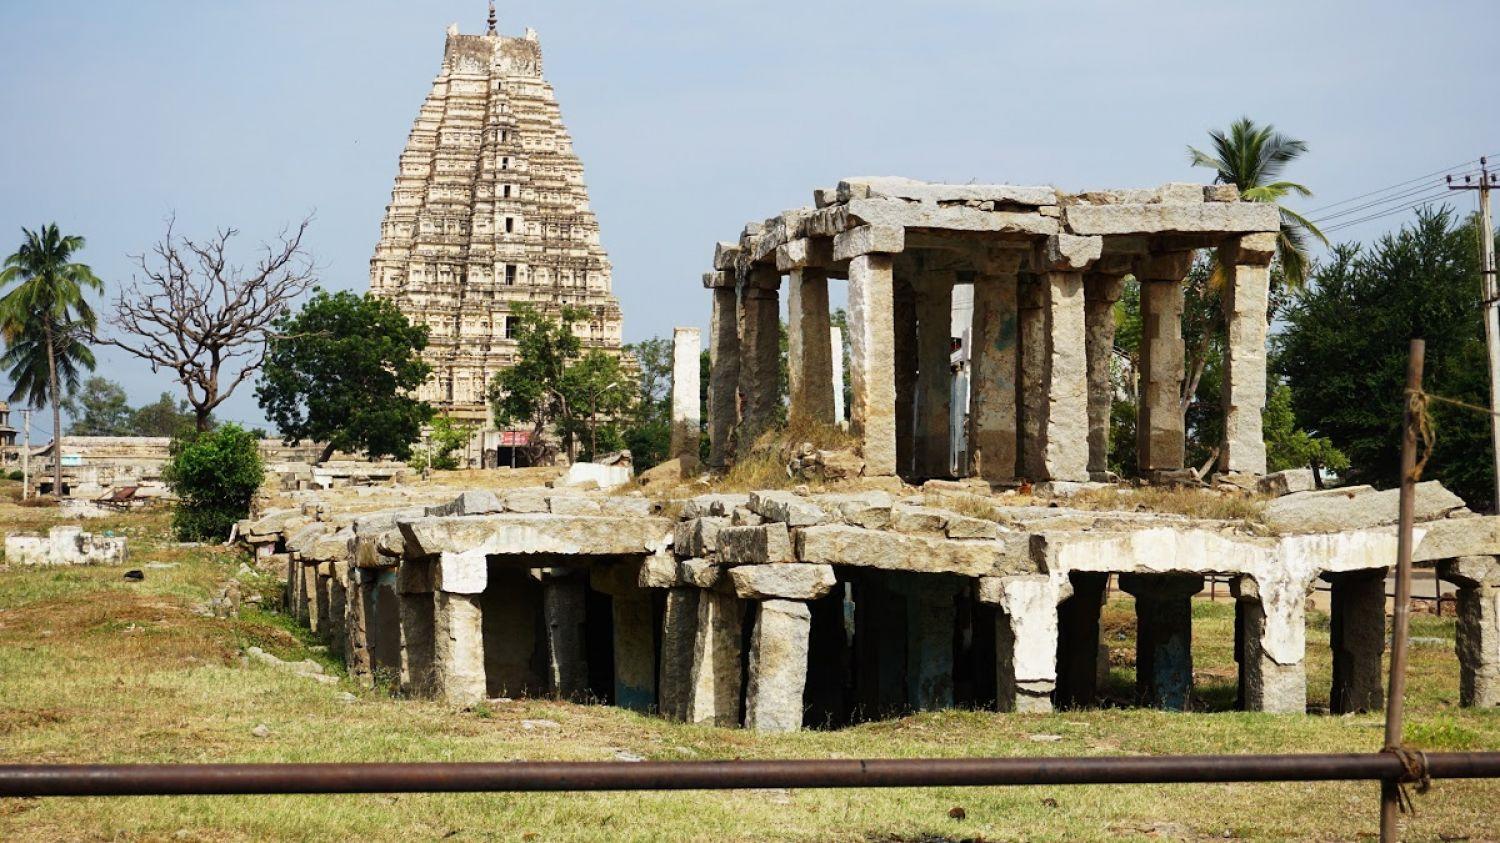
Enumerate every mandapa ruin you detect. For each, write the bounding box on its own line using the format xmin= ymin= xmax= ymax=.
xmin=369 ymin=13 xmax=623 ymax=424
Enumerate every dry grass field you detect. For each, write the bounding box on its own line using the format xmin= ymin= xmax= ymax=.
xmin=1 ymin=481 xmax=1497 ymax=841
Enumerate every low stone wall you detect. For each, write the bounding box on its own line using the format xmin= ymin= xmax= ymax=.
xmin=4 ymin=526 xmax=128 ymax=566
xmin=236 ymin=480 xmax=1500 ymax=731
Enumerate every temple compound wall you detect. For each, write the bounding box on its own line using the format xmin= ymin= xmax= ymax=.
xmin=368 ymin=21 xmax=624 ymax=421
xmin=240 ymin=477 xmax=1500 ymax=732
xmin=703 ymin=176 xmax=1279 ymax=484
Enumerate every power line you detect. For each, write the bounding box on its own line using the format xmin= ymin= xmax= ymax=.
xmin=1304 ymin=157 xmax=1486 ymax=215
xmin=1310 ymin=171 xmax=1480 ymax=224
xmin=1320 ymin=190 xmax=1455 ymax=234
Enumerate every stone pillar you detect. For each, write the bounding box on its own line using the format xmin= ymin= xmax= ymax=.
xmin=846 ymin=252 xmax=898 ymax=475
xmin=899 ymin=575 xmax=961 ymax=710
xmin=1231 ymin=574 xmax=1309 ymax=714
xmin=706 ymin=279 xmax=739 ymax=470
xmin=1120 ymin=573 xmax=1202 ymax=711
xmin=893 ymin=274 xmax=917 ymax=475
xmin=830 ymin=326 xmax=846 ymax=425
xmin=745 ymin=599 xmax=812 ymax=732
xmin=670 ymin=327 xmax=702 ymax=466
xmin=543 ymin=571 xmax=589 ymax=700
xmin=913 ymin=271 xmax=955 ymax=478
xmin=433 ymin=591 xmax=486 ymax=706
xmin=1083 ymin=274 xmax=1124 ymax=479
xmin=1017 ymin=277 xmax=1047 ymax=480
xmin=1031 ymin=235 xmax=1099 ymax=482
xmin=346 ymin=570 xmax=373 ymax=684
xmin=370 ymin=569 xmax=404 ymax=682
xmin=612 ymin=589 xmax=657 ymax=713
xmin=737 ymin=267 xmax=781 ymax=459
xmin=658 ymin=587 xmax=700 ymax=720
xmin=1137 ymin=253 xmax=1191 ymax=475
xmin=1219 ymin=234 xmax=1275 ymax=476
xmin=1439 ymin=557 xmax=1500 ymax=707
xmin=302 ymin=562 xmax=320 ymax=631
xmin=787 ymin=267 xmax=835 ymax=425
xmin=987 ymin=575 xmax=1061 ymax=713
xmin=1328 ymin=569 xmax=1387 ymax=714
xmin=1056 ymin=572 xmax=1108 ymax=709
xmin=685 ymin=589 xmax=746 ymax=726
xmin=313 ymin=571 xmax=332 ymax=638
xmin=968 ymin=264 xmax=1020 ymax=483
xmin=325 ymin=563 xmax=348 ymax=649
xmin=397 ymin=560 xmax=436 ymax=697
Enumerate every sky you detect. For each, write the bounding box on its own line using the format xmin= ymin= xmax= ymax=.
xmin=2 ymin=1 xmax=1498 ymax=438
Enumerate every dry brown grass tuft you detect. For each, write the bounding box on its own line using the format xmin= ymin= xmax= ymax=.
xmin=714 ymin=419 xmax=857 ymax=493
xmin=1072 ymin=485 xmax=1267 ymax=524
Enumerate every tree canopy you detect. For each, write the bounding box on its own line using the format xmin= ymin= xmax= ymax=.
xmin=256 ymin=289 xmax=432 ymax=463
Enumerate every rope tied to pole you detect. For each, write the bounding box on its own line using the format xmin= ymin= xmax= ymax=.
xmin=1381 ymin=746 xmax=1433 ymax=815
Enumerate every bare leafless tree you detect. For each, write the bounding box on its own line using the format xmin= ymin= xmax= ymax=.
xmin=95 ymin=216 xmax=317 ymax=431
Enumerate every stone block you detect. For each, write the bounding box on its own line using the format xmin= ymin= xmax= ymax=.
xmin=548 ymin=496 xmax=602 ymax=516
xmin=747 ymin=491 xmax=830 ymax=527
xmin=1204 ymin=184 xmax=1241 ymax=202
xmin=398 ymin=514 xmax=673 ymax=558
xmin=836 ymin=177 xmax=1057 ymax=207
xmin=945 ymin=514 xmax=999 ymax=540
xmin=729 ymin=564 xmax=837 ymax=600
xmin=1042 ymin=234 xmax=1103 ymax=271
xmin=832 ymin=225 xmax=904 ymax=260
xmin=502 ymin=489 xmax=550 ymax=513
xmin=730 ymin=507 xmax=765 ymax=526
xmin=1258 ymin=469 xmax=1317 ymax=497
xmin=712 ymin=241 xmax=741 ymax=271
xmin=718 ymin=523 xmax=794 ymax=565
xmin=1154 ymin=182 xmax=1206 ymax=204
xmin=845 ymin=198 xmax=1057 ymax=236
xmin=890 ymin=506 xmax=948 ymax=534
xmin=1064 ymin=202 xmax=1281 ymax=235
xmin=434 ymin=550 xmax=487 ymax=595
xmin=424 ymin=490 xmax=504 ymax=518
xmin=795 ymin=525 xmax=1007 ymax=576
xmin=674 ymin=517 xmax=728 ymax=557
xmin=745 ymin=599 xmax=812 ymax=733
xmin=681 ymin=494 xmax=750 ymax=519
xmin=637 ymin=551 xmax=683 ymax=589
xmin=1265 ymin=481 xmax=1467 ymax=533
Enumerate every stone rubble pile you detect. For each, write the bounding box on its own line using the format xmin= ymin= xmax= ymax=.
xmin=3 ymin=526 xmax=128 ymax=567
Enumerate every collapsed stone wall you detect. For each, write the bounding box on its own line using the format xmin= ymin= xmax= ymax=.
xmin=236 ymin=480 xmax=1500 ymax=731
xmin=4 ymin=526 xmax=127 ymax=567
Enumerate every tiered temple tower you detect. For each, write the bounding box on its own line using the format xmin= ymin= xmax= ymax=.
xmin=370 ymin=12 xmax=624 ymax=422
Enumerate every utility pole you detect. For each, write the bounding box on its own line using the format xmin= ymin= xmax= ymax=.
xmin=1449 ymin=158 xmax=1500 ymax=511
xmin=20 ymin=408 xmax=31 ymax=501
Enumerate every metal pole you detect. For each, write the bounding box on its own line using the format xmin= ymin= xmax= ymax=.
xmin=1481 ymin=177 xmax=1499 ymax=513
xmin=2 ymin=752 xmax=1499 ymax=798
xmin=1380 ymin=338 xmax=1424 ymax=842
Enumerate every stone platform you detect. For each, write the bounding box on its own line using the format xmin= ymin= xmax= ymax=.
xmin=236 ymin=478 xmax=1500 ymax=731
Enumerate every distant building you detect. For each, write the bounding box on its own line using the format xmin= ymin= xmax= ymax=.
xmin=0 ymin=402 xmax=17 ymax=467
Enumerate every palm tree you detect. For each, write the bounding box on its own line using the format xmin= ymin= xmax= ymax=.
xmin=0 ymin=225 xmax=103 ymax=497
xmin=1189 ymin=117 xmax=1329 ymax=287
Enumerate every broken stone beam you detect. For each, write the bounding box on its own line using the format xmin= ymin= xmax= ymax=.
xmin=708 ymin=284 xmax=739 ymax=470
xmin=846 ymin=247 xmax=898 ymax=476
xmin=788 ymin=265 xmax=836 ymax=425
xmin=1063 ymin=202 xmax=1281 ymax=235
xmin=969 ymin=265 xmax=1020 ymax=482
xmin=738 ymin=267 xmax=782 ymax=459
xmin=1137 ymin=252 xmax=1191 ymax=473
xmin=744 ymin=599 xmax=812 ymax=733
xmin=670 ymin=327 xmax=702 ymax=465
xmin=981 ymin=575 xmax=1062 ymax=713
xmin=1219 ymin=233 xmax=1274 ymax=476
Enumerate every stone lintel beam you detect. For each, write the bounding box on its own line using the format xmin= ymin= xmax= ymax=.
xmin=776 ymin=237 xmax=835 ymax=272
xmin=846 ymin=198 xmax=1059 ymax=236
xmin=712 ymin=242 xmax=741 ymax=271
xmin=753 ymin=209 xmax=814 ymax=264
xmin=702 ymin=270 xmax=735 ymax=289
xmin=1064 ymin=202 xmax=1281 ymax=236
xmin=836 ymin=176 xmax=1058 ymax=207
xmin=398 ymin=514 xmax=673 ymax=559
xmin=833 ymin=225 xmax=905 ymax=261
xmin=796 ymin=524 xmax=1019 ymax=577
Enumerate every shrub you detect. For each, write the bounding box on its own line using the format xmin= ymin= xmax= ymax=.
xmin=163 ymin=423 xmax=264 ymax=541
xmin=6 ymin=469 xmax=22 ymax=481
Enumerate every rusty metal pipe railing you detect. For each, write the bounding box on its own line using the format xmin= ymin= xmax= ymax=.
xmin=3 ymin=753 xmax=1499 ymax=797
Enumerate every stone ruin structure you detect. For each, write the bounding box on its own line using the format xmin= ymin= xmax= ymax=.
xmin=5 ymin=526 xmax=127 ymax=567
xmin=702 ymin=176 xmax=1279 ymax=483
xmin=237 ymin=473 xmax=1500 ymax=731
xmin=368 ymin=16 xmax=624 ymax=422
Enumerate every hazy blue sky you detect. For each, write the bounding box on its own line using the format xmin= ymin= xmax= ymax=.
xmin=3 ymin=1 xmax=1497 ymax=437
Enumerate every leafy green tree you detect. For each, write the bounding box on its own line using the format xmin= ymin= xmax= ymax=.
xmin=256 ymin=290 xmax=432 ymax=463
xmin=489 ymin=303 xmax=587 ymax=464
xmin=1277 ymin=207 xmax=1491 ymax=506
xmin=561 ymin=349 xmax=635 ymax=461
xmin=622 ymin=337 xmax=672 ymax=469
xmin=63 ymin=376 xmax=133 ymax=436
xmin=1189 ymin=117 xmax=1328 ymax=287
xmin=1263 ymin=381 xmax=1348 ymax=483
xmin=163 ymin=423 xmax=264 ymax=540
xmin=0 ymin=224 xmax=103 ymax=496
xmin=131 ymin=392 xmax=201 ymax=438
xmin=408 ymin=414 xmax=476 ymax=471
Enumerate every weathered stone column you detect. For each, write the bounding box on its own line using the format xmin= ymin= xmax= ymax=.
xmin=670 ymin=327 xmax=701 ymax=466
xmin=1017 ymin=276 xmax=1046 ymax=480
xmin=983 ymin=575 xmax=1062 ymax=713
xmin=913 ymin=270 xmax=955 ymax=478
xmin=313 ymin=569 xmax=332 ymax=637
xmin=302 ymin=562 xmax=320 ymax=631
xmin=346 ymin=569 xmax=373 ymax=684
xmin=1033 ymin=235 xmax=1100 ymax=482
xmin=658 ymin=587 xmax=700 ymax=720
xmin=837 ymin=225 xmax=904 ymax=476
xmin=685 ymin=590 xmax=746 ymax=726
xmin=1084 ymin=274 xmax=1125 ymax=480
xmin=893 ymin=274 xmax=917 ymax=475
xmin=1231 ymin=574 xmax=1309 ymax=713
xmin=737 ymin=266 xmax=782 ymax=459
xmin=397 ymin=559 xmax=436 ymax=697
xmin=325 ymin=562 xmax=349 ymax=649
xmin=433 ymin=591 xmax=486 ymax=706
xmin=1219 ymin=233 xmax=1275 ymax=477
xmin=1056 ymin=572 xmax=1108 ymax=709
xmin=786 ymin=256 xmax=835 ymax=425
xmin=1120 ymin=573 xmax=1203 ymax=711
xmin=900 ymin=574 xmax=962 ymax=710
xmin=968 ymin=258 xmax=1021 ymax=483
xmin=369 ymin=568 xmax=404 ymax=682
xmin=591 ymin=558 xmax=657 ymax=713
xmin=1328 ymin=568 xmax=1387 ymax=713
xmin=1439 ymin=556 xmax=1500 ymax=707
xmin=542 ymin=570 xmax=590 ymax=700
xmin=745 ymin=599 xmax=812 ymax=732
xmin=705 ymin=272 xmax=740 ymax=470
xmin=1137 ymin=252 xmax=1191 ymax=475
xmin=830 ymin=325 xmax=846 ymax=425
